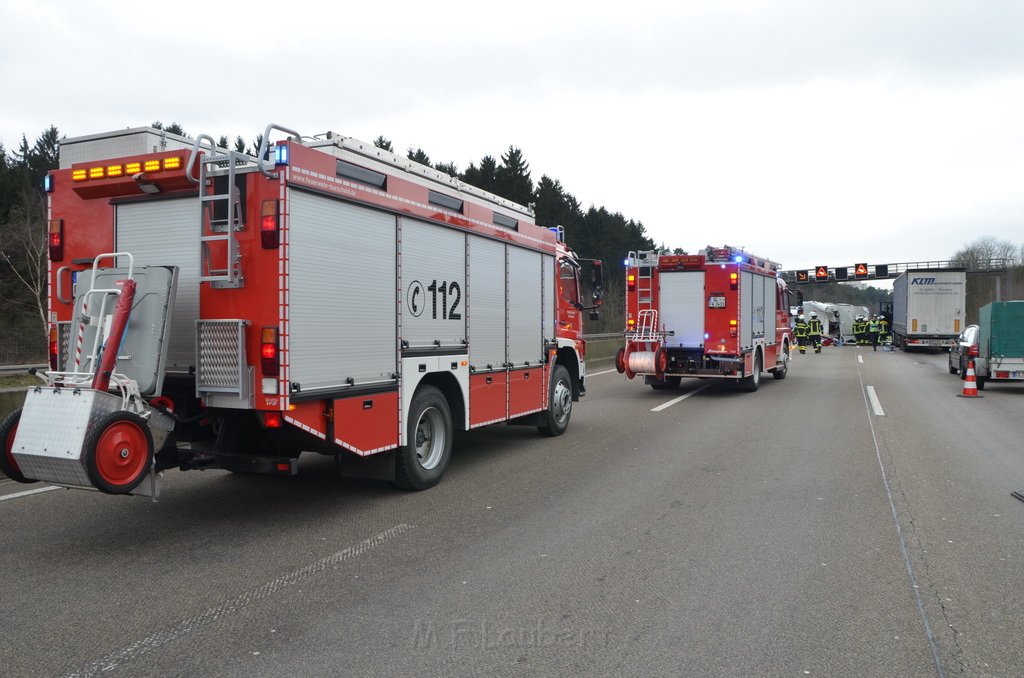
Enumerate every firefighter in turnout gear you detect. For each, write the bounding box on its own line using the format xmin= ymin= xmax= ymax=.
xmin=853 ymin=315 xmax=867 ymax=346
xmin=808 ymin=312 xmax=824 ymax=353
xmin=794 ymin=314 xmax=809 ymax=354
xmin=868 ymin=315 xmax=881 ymax=351
xmin=878 ymin=314 xmax=890 ymax=345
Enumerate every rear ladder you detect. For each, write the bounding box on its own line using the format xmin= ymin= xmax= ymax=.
xmin=187 ymin=136 xmax=253 ymax=289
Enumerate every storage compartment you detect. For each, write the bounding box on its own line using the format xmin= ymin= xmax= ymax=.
xmin=469 ymin=372 xmax=508 ymax=427
xmin=508 ymin=367 xmax=544 ymax=418
xmin=332 ymin=391 xmax=400 ymax=455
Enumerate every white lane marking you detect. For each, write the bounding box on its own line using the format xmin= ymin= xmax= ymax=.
xmin=858 ymin=355 xmax=864 ymax=364
xmin=651 ymin=383 xmax=713 ymax=412
xmin=588 ymin=367 xmax=618 ymax=377
xmin=0 ymin=485 xmax=62 ymax=502
xmin=857 ymin=373 xmax=943 ymax=675
xmin=65 ymin=523 xmax=415 ymax=678
xmin=866 ymin=385 xmax=885 ymax=416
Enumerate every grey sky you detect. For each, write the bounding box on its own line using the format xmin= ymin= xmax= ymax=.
xmin=2 ymin=0 xmax=1021 ymax=271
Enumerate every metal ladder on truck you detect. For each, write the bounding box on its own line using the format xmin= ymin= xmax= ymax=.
xmin=185 ymin=124 xmax=303 ymax=290
xmin=187 ymin=135 xmax=251 ymax=289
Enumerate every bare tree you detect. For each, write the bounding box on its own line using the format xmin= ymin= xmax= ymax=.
xmin=951 ymin=236 xmax=1020 ymax=270
xmin=0 ymin=185 xmax=48 ymax=341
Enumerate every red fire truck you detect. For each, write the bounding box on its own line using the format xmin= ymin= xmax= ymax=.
xmin=616 ymin=246 xmax=791 ymax=391
xmin=0 ymin=124 xmax=602 ymax=495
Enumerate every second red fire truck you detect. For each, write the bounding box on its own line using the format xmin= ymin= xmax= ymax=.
xmin=0 ymin=124 xmax=602 ymax=496
xmin=616 ymin=246 xmax=792 ymax=391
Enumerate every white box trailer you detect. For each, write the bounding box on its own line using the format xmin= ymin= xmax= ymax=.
xmin=891 ymin=269 xmax=967 ymax=350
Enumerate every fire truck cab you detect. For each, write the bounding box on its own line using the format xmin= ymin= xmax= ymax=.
xmin=0 ymin=124 xmax=602 ymax=496
xmin=617 ymin=246 xmax=791 ymax=392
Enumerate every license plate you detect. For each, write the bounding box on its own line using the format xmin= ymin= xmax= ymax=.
xmin=708 ymin=296 xmax=726 ymax=308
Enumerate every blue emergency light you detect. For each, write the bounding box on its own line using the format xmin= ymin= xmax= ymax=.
xmin=275 ymin=144 xmax=289 ymax=166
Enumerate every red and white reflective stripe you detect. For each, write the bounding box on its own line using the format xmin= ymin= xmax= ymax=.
xmin=73 ymin=299 xmax=89 ymax=368
xmin=283 ymin=415 xmax=326 ymax=440
xmin=332 ymin=438 xmax=395 ymax=457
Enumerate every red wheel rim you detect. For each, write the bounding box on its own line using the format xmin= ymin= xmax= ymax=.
xmin=95 ymin=420 xmax=149 ymax=486
xmin=4 ymin=421 xmax=19 ymax=473
xmin=615 ymin=347 xmax=626 ymax=374
xmin=656 ymin=348 xmax=668 ymax=375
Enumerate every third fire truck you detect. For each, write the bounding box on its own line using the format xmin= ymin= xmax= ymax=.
xmin=616 ymin=246 xmax=792 ymax=391
xmin=0 ymin=124 xmax=602 ymax=496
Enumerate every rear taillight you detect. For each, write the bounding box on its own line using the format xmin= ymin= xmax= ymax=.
xmin=729 ymin=319 xmax=738 ymax=337
xmin=261 ymin=200 xmax=280 ymax=249
xmin=627 ymin=274 xmax=636 ymax=292
xmin=968 ymin=344 xmax=979 ymax=357
xmin=48 ymin=220 xmax=64 ymax=261
xmin=48 ymin=326 xmax=58 ymax=370
xmin=729 ymin=272 xmax=738 ymax=290
xmin=261 ymin=327 xmax=279 ymax=377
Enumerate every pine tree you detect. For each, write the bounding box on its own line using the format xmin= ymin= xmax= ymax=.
xmin=494 ymin=147 xmax=533 ymax=206
xmin=407 ymin=148 xmax=431 ymax=166
xmin=461 ymin=155 xmax=498 ymax=193
xmin=433 ymin=161 xmax=459 ymax=177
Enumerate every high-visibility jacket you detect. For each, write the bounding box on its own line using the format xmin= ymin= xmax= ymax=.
xmin=853 ymin=320 xmax=866 ymax=335
xmin=808 ymin=318 xmax=823 ymax=336
xmin=879 ymin=319 xmax=889 ymax=334
xmin=868 ymin=319 xmax=880 ymax=333
xmin=794 ymin=320 xmax=808 ymax=337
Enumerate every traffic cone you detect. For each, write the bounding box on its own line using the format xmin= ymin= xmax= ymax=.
xmin=957 ymin=360 xmax=983 ymax=398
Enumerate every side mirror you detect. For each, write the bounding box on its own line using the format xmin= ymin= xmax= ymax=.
xmin=591 ymin=259 xmax=604 ymax=305
xmin=591 ymin=259 xmax=603 ymax=286
xmin=589 ymin=311 xmax=600 ymax=321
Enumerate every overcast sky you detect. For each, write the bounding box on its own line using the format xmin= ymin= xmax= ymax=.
xmin=2 ymin=1 xmax=1021 ymax=271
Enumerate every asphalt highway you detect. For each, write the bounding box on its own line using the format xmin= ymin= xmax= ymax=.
xmin=2 ymin=346 xmax=1023 ymax=677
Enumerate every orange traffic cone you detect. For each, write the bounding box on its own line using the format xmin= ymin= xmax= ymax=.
xmin=957 ymin=360 xmax=984 ymax=398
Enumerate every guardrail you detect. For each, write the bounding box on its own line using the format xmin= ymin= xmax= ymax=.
xmin=0 ymin=364 xmax=46 ymax=377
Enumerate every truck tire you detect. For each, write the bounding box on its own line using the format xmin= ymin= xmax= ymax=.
xmin=83 ymin=411 xmax=154 ymax=494
xmin=739 ymin=351 xmax=761 ymax=392
xmin=538 ymin=365 xmax=573 ymax=436
xmin=395 ymin=386 xmax=452 ymax=490
xmin=0 ymin=408 xmax=38 ymax=484
xmin=650 ymin=376 xmax=681 ymax=391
